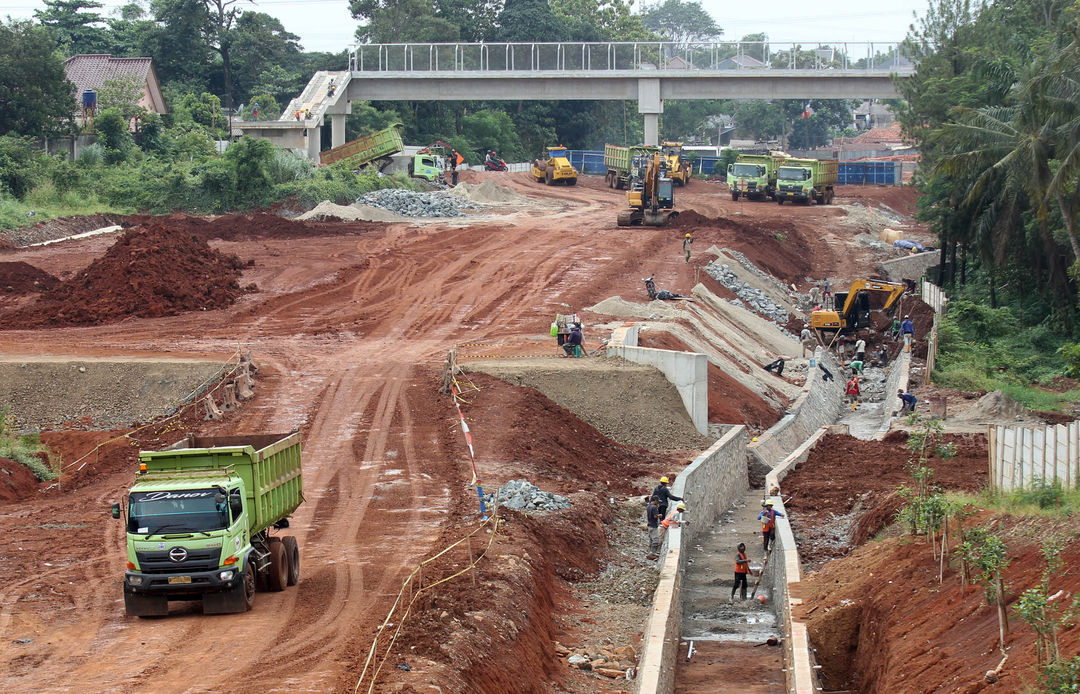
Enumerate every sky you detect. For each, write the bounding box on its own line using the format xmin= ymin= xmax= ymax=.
xmin=3 ymin=0 xmax=931 ymax=54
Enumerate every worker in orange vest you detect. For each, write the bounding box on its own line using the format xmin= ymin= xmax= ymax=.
xmin=661 ymin=501 xmax=686 ymax=530
xmin=732 ymin=542 xmax=751 ymax=601
xmin=757 ymin=499 xmax=784 ymax=553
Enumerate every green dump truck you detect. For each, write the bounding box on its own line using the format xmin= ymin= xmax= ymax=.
xmin=727 ymin=154 xmax=785 ymax=201
xmin=114 ymin=432 xmax=303 ymax=617
xmin=604 ymin=143 xmax=660 ymax=190
xmin=320 ymin=122 xmax=404 ymax=167
xmin=776 ymin=158 xmax=838 ymax=205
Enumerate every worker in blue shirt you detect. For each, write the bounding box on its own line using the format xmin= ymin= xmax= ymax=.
xmin=898 ymin=389 xmax=918 ymax=414
xmin=901 ymin=315 xmax=915 ymax=352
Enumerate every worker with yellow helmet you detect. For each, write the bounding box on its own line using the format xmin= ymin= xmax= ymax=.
xmin=651 ymin=476 xmax=682 ymax=519
xmin=682 ymin=232 xmax=693 ymax=263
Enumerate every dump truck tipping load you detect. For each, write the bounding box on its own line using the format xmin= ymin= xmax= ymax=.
xmin=604 ymin=143 xmax=660 ymax=189
xmin=320 ymin=122 xmax=404 ymax=167
xmin=114 ymin=432 xmax=304 ymax=617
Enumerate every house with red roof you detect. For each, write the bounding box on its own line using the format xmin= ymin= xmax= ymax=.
xmin=63 ymin=54 xmax=167 ymax=127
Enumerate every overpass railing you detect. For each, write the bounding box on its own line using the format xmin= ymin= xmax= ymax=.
xmin=349 ymin=41 xmax=913 ymax=74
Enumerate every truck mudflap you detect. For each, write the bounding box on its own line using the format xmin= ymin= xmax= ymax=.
xmin=124 ymin=592 xmax=168 ymax=617
xmin=202 ymin=580 xmax=251 ymax=615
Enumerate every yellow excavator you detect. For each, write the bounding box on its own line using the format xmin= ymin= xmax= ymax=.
xmin=811 ymin=278 xmax=907 ymax=341
xmin=617 ymin=151 xmax=678 ymax=226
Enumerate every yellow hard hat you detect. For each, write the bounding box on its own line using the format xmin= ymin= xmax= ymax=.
xmin=676 ymin=502 xmax=686 ymax=510
xmin=764 ymin=499 xmax=774 ymax=506
xmin=660 ymin=476 xmax=670 ymax=484
xmin=685 ymin=233 xmax=692 ymax=238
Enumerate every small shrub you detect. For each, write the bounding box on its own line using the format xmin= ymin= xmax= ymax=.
xmin=1014 ymin=479 xmax=1065 ymax=510
xmin=77 ymin=143 xmax=105 ymax=167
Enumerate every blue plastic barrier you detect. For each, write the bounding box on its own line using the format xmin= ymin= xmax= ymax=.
xmin=838 ymin=161 xmax=902 ymax=185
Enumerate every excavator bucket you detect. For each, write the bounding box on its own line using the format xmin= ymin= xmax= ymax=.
xmin=643 ymin=209 xmax=678 ymax=226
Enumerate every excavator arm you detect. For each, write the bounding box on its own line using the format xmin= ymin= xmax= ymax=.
xmin=811 ymin=279 xmax=906 ymax=341
xmin=617 ymin=153 xmax=678 ymax=227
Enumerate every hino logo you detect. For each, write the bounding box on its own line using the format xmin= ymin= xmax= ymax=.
xmin=168 ymin=547 xmax=188 ymax=562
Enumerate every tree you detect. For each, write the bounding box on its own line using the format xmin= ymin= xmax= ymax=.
xmin=497 ymin=0 xmax=564 ymax=42
xmin=957 ymin=528 xmax=1010 ymax=653
xmin=229 ymin=12 xmax=301 ymax=105
xmin=352 ymin=0 xmax=461 ymax=42
xmin=200 ymin=0 xmax=252 ymax=114
xmin=144 ymin=0 xmax=215 ymax=91
xmin=551 ymin=0 xmax=650 ymax=41
xmin=0 ymin=20 xmax=76 ymax=137
xmin=34 ymin=0 xmax=110 ymax=54
xmin=641 ymin=0 xmax=721 ymax=44
xmin=95 ymin=107 xmax=135 ymax=163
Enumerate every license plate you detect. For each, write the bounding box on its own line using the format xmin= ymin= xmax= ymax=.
xmin=168 ymin=576 xmax=192 ymax=584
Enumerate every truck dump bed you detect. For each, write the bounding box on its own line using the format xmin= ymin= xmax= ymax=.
xmin=320 ymin=123 xmax=404 ymax=167
xmin=139 ymin=433 xmax=303 ymax=534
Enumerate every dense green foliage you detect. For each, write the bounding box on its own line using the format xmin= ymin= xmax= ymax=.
xmin=0 ymin=408 xmax=56 ymax=482
xmin=901 ymin=0 xmax=1080 ymax=325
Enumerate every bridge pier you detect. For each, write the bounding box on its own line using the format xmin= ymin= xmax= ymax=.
xmin=331 ymin=113 xmax=346 ymax=149
xmin=307 ymin=125 xmax=322 ymax=162
xmin=638 ymin=78 xmax=663 ymax=146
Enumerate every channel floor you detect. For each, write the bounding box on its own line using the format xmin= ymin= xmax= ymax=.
xmin=673 ymin=489 xmax=785 ymax=693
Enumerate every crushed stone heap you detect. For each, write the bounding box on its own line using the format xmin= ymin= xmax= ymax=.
xmin=356 ymin=189 xmax=479 ymax=217
xmin=489 ymin=479 xmax=572 ymax=513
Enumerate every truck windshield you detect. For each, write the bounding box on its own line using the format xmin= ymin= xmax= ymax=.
xmin=778 ymin=168 xmax=809 ymax=181
xmin=128 ymin=489 xmax=229 ymax=535
xmin=732 ymin=164 xmax=764 ymax=177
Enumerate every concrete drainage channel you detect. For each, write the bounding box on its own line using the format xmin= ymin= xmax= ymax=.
xmin=634 ymin=347 xmax=850 ymax=694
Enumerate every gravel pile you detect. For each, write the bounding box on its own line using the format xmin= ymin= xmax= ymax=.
xmin=851 ymin=365 xmax=888 ymax=401
xmin=579 ymin=563 xmax=659 ymax=606
xmin=489 ymin=479 xmax=572 ymax=513
xmin=721 ymin=248 xmax=791 ymax=293
xmin=356 ymin=189 xmax=478 ymax=217
xmin=705 ymin=261 xmax=789 ymax=324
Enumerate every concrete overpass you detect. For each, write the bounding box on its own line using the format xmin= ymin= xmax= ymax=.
xmin=237 ymin=41 xmax=912 ymax=158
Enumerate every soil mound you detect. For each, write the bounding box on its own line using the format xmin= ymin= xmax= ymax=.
xmin=0 ymin=262 xmax=59 ymax=294
xmin=123 ymin=212 xmax=385 ymax=242
xmin=0 ymin=222 xmax=251 ymax=328
xmin=955 ymin=389 xmax=1032 ymax=422
xmin=0 ymin=457 xmax=41 ymax=503
xmin=297 ymin=200 xmax=411 ymax=223
xmin=449 ymin=180 xmax=525 ymax=205
xmin=672 ymin=210 xmax=813 ymax=282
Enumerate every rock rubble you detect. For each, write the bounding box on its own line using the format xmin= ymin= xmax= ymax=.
xmin=356 ymin=189 xmax=479 ymax=217
xmin=488 ymin=479 xmax=572 ymax=513
xmin=705 ymin=261 xmax=789 ymax=324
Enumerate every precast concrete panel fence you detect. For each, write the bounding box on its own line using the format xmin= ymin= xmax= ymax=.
xmin=990 ymin=421 xmax=1080 ymax=492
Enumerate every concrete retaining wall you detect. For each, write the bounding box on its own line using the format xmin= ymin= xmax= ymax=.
xmin=608 ymin=344 xmax=708 ymax=435
xmin=878 ymin=252 xmax=939 ymax=282
xmin=763 ymin=431 xmax=830 ymax=694
xmin=634 ymin=425 xmax=748 ymax=694
xmin=870 ymin=352 xmax=911 ymax=439
xmin=748 ymin=347 xmax=844 ymax=474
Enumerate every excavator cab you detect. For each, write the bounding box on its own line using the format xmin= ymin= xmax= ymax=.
xmin=812 ymin=279 xmax=906 ymax=342
xmin=618 ymin=152 xmax=678 ymax=227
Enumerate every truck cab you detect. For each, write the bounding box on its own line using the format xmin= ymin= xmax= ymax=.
xmin=728 ymin=162 xmax=768 ymax=200
xmin=115 ymin=433 xmax=303 ymax=617
xmin=409 ymin=153 xmax=445 ymax=182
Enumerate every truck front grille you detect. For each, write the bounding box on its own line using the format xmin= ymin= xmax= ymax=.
xmin=135 ymin=548 xmax=220 ymax=574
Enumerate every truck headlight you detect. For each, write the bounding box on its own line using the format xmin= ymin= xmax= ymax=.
xmin=218 ymin=570 xmax=235 ymax=581
xmin=127 ymin=575 xmax=144 ymax=586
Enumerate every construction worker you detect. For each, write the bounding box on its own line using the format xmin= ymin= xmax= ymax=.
xmin=732 ymin=542 xmax=751 ymax=601
xmin=661 ymin=501 xmax=686 ymax=530
xmin=854 ymin=336 xmax=866 ymax=363
xmin=845 ymin=374 xmax=861 ymax=410
xmin=822 ymin=277 xmax=833 ymax=309
xmin=757 ymin=500 xmax=784 ymax=553
xmin=901 ymin=315 xmax=915 ymax=352
xmin=800 ymin=325 xmax=813 ymax=358
xmin=763 ymin=356 xmax=785 ymax=376
xmin=652 ymin=477 xmax=682 ymax=518
xmin=848 ymin=358 xmax=864 ymax=376
xmin=562 ymin=323 xmax=584 ymax=357
xmin=646 ymin=497 xmax=662 ymax=559
xmin=683 ymin=233 xmax=693 ymax=263
xmin=898 ymin=389 xmax=918 ymax=414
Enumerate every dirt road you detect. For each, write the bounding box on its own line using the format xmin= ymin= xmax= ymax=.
xmin=0 ymin=173 xmax=911 ymax=692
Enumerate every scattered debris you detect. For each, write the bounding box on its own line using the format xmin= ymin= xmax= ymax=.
xmin=705 ymin=261 xmax=789 ymax=324
xmin=489 ymin=479 xmax=572 ymax=513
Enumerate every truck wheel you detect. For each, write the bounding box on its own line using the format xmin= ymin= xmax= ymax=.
xmin=545 ymin=170 xmax=554 ymax=186
xmin=283 ymin=536 xmax=300 ymax=586
xmin=777 ymin=198 xmax=784 ymax=205
xmin=566 ymin=178 xmax=577 ymax=186
xmin=731 ymin=192 xmax=739 ymax=201
xmin=242 ymin=560 xmax=256 ymax=610
xmin=267 ymin=539 xmax=288 ymax=592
